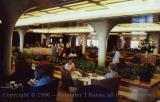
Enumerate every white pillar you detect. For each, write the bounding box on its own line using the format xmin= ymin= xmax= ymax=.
xmin=120 ymin=35 xmax=125 ymax=49
xmin=0 ymin=0 xmax=48 ymax=79
xmin=150 ymin=33 xmax=160 ymax=54
xmin=45 ymin=34 xmax=50 ymax=47
xmin=69 ymin=36 xmax=73 ymax=47
xmin=89 ymin=20 xmax=116 ymax=67
xmin=76 ymin=36 xmax=81 ymax=46
xmin=17 ymin=28 xmax=26 ymax=53
xmin=81 ymin=34 xmax=87 ymax=55
xmin=41 ymin=34 xmax=46 ymax=45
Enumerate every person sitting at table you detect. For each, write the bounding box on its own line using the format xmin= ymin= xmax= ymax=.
xmin=64 ymin=58 xmax=82 ymax=86
xmin=105 ymin=63 xmax=119 ymax=78
xmin=28 ymin=64 xmax=54 ymax=87
xmin=64 ymin=58 xmax=76 ymax=72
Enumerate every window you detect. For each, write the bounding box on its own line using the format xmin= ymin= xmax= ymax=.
xmin=87 ymin=40 xmax=98 ymax=47
xmin=132 ymin=14 xmax=154 ymax=23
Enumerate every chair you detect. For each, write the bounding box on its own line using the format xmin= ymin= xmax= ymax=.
xmin=61 ymin=71 xmax=75 ymax=91
xmin=73 ymin=85 xmax=116 ymax=102
xmin=91 ymin=77 xmax=121 ymax=102
xmin=156 ymin=58 xmax=160 ymax=66
xmin=12 ymin=59 xmax=34 ymax=84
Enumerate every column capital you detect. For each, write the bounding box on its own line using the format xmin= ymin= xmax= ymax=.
xmin=86 ymin=19 xmax=117 ymax=67
xmin=87 ymin=20 xmax=117 ymax=34
xmin=16 ymin=27 xmax=29 ymax=35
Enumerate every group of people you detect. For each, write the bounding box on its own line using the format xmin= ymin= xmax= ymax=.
xmin=64 ymin=57 xmax=119 ymax=81
xmin=11 ymin=53 xmax=54 ymax=88
xmin=12 ymin=46 xmax=121 ymax=89
xmin=51 ymin=43 xmax=83 ymax=58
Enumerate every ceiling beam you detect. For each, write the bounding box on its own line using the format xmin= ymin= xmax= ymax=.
xmin=86 ymin=0 xmax=105 ymax=6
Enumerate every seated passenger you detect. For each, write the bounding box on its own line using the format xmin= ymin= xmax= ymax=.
xmin=64 ymin=58 xmax=82 ymax=82
xmin=105 ymin=64 xmax=119 ymax=78
xmin=28 ymin=65 xmax=54 ymax=87
xmin=64 ymin=58 xmax=75 ymax=72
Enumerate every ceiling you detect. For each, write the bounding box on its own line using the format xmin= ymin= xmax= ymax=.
xmin=16 ymin=0 xmax=160 ymax=27
xmin=27 ymin=23 xmax=160 ymax=35
xmin=112 ymin=23 xmax=160 ymax=32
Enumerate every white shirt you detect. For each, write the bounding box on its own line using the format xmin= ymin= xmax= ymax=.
xmin=64 ymin=63 xmax=75 ymax=71
xmin=68 ymin=53 xmax=77 ymax=57
xmin=112 ymin=51 xmax=120 ymax=64
xmin=105 ymin=71 xmax=119 ymax=78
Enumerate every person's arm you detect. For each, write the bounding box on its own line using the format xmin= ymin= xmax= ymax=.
xmin=27 ymin=79 xmax=37 ymax=86
xmin=104 ymin=73 xmax=110 ymax=78
xmin=72 ymin=63 xmax=76 ymax=71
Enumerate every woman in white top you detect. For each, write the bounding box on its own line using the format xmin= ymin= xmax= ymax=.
xmin=64 ymin=58 xmax=75 ymax=72
xmin=112 ymin=48 xmax=121 ymax=64
xmin=105 ymin=63 xmax=119 ymax=78
xmin=64 ymin=58 xmax=82 ymax=87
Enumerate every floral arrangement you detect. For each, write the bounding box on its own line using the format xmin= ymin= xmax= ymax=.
xmin=138 ymin=34 xmax=156 ymax=53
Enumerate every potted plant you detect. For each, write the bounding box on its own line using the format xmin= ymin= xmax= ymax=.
xmin=139 ymin=63 xmax=155 ymax=82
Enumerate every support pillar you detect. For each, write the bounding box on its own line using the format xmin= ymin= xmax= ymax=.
xmin=41 ymin=34 xmax=46 ymax=46
xmin=45 ymin=34 xmax=50 ymax=47
xmin=81 ymin=34 xmax=87 ymax=55
xmin=17 ymin=28 xmax=27 ymax=53
xmin=0 ymin=24 xmax=14 ymax=78
xmin=120 ymin=35 xmax=125 ymax=49
xmin=0 ymin=0 xmax=41 ymax=79
xmin=88 ymin=20 xmax=116 ymax=67
xmin=69 ymin=36 xmax=73 ymax=47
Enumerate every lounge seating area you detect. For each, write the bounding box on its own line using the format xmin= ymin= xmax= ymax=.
xmin=1 ymin=0 xmax=160 ymax=102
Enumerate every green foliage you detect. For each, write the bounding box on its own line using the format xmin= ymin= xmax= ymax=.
xmin=49 ymin=56 xmax=57 ymax=64
xmin=15 ymin=53 xmax=153 ymax=80
xmin=118 ymin=66 xmax=144 ymax=80
xmin=49 ymin=56 xmax=67 ymax=66
xmin=95 ymin=66 xmax=109 ymax=76
xmin=20 ymin=53 xmax=42 ymax=61
xmin=74 ymin=59 xmax=96 ymax=73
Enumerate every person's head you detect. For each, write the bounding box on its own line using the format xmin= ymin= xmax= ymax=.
xmin=71 ymin=48 xmax=76 ymax=54
xmin=35 ymin=64 xmax=54 ymax=80
xmin=108 ymin=63 xmax=117 ymax=72
xmin=67 ymin=58 xmax=73 ymax=64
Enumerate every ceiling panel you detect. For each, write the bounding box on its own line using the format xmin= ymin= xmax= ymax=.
xmin=17 ymin=0 xmax=160 ymax=27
